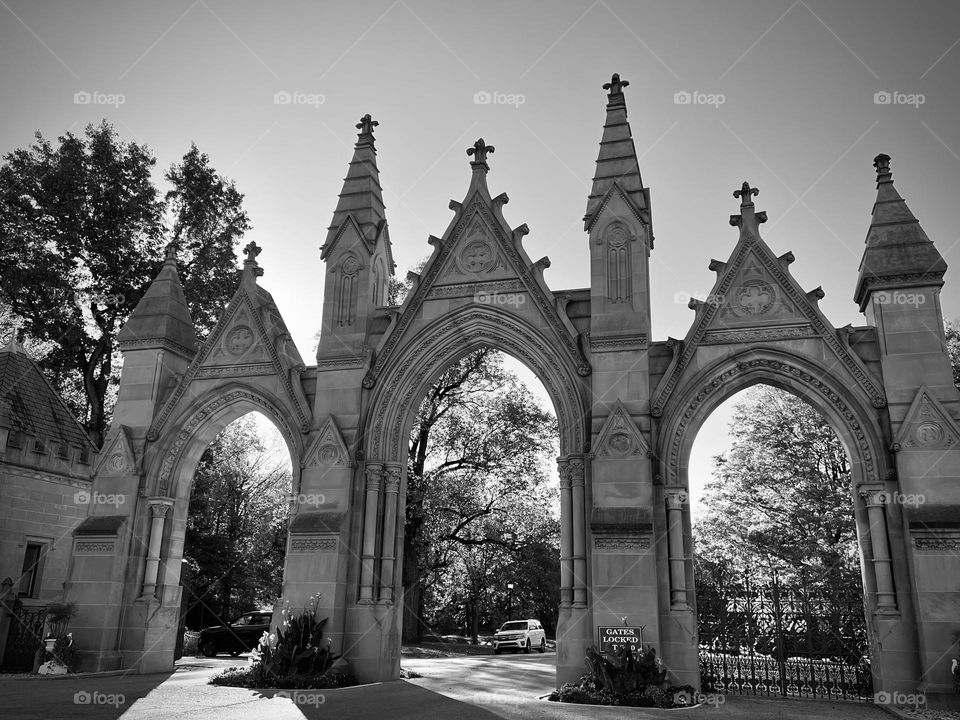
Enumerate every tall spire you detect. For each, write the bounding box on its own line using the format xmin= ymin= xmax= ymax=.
xmin=117 ymin=242 xmax=198 ymax=359
xmin=854 ymin=154 xmax=946 ymax=311
xmin=584 ymin=73 xmax=650 ymax=233
xmin=321 ymin=113 xmax=388 ymax=258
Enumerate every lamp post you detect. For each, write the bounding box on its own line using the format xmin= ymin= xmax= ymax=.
xmin=506 ymin=582 xmax=514 ymax=620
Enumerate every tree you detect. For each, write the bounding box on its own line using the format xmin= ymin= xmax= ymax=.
xmin=693 ymin=385 xmax=859 ymax=592
xmin=182 ymin=415 xmax=290 ymax=627
xmin=402 ymin=348 xmax=560 ymax=642
xmin=0 ymin=122 xmax=250 ymax=445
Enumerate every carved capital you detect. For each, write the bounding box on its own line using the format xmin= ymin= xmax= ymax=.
xmin=567 ymin=456 xmax=585 ymax=487
xmin=858 ymin=483 xmax=888 ymax=508
xmin=149 ymin=499 xmax=173 ymax=518
xmin=383 ymin=464 xmax=402 ymax=493
xmin=365 ymin=463 xmax=383 ymax=492
xmin=664 ymin=487 xmax=688 ymax=511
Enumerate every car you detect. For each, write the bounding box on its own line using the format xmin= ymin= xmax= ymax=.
xmin=198 ymin=611 xmax=273 ymax=657
xmin=492 ymin=619 xmax=547 ymax=654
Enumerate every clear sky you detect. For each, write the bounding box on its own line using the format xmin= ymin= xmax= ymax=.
xmin=3 ymin=0 xmax=959 ymax=490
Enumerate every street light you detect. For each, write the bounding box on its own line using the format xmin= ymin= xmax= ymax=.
xmin=506 ymin=582 xmax=514 ymax=620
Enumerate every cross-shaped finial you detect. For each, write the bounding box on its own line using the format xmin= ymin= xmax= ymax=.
xmin=734 ymin=181 xmax=759 ymax=206
xmin=243 ymin=241 xmax=262 ymax=263
xmin=356 ymin=114 xmax=378 ymax=135
xmin=603 ymin=73 xmax=629 ymax=96
xmin=467 ymin=138 xmax=495 ymax=165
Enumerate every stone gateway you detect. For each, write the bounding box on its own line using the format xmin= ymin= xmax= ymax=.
xmin=63 ymin=75 xmax=960 ymax=703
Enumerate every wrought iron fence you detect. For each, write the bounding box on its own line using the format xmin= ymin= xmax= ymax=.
xmin=1 ymin=604 xmax=47 ymax=672
xmin=697 ymin=576 xmax=872 ymax=701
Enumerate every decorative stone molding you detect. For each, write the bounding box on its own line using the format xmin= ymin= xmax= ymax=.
xmin=74 ymin=540 xmax=116 ymax=554
xmin=368 ymin=193 xmax=589 ymax=386
xmin=589 ymin=332 xmax=648 ymax=352
xmin=651 ymin=237 xmax=887 ymax=415
xmin=116 ymin=336 xmax=196 ymax=359
xmin=894 ymin=386 xmax=960 ymax=451
xmin=594 ymin=535 xmax=651 ymax=552
xmin=593 ymin=401 xmax=649 ymax=458
xmin=155 ymin=389 xmax=299 ymax=496
xmin=365 ymin=463 xmax=383 ymax=491
xmin=289 ymin=536 xmax=339 ymax=554
xmin=663 ymin=358 xmax=877 ymax=481
xmin=302 ymin=416 xmax=351 ymax=468
xmin=368 ymin=308 xmax=587 ymax=459
xmin=428 ymin=279 xmax=526 ymax=299
xmin=700 ymin=325 xmax=815 ymax=345
xmin=383 ymin=464 xmax=401 ymax=493
xmin=196 ymin=363 xmax=275 ymax=378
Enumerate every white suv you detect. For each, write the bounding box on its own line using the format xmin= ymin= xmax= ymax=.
xmin=492 ymin=619 xmax=546 ymax=654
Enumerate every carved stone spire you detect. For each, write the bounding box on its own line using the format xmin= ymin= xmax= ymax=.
xmin=322 ymin=113 xmax=389 ymax=257
xmin=584 ymin=73 xmax=650 ymax=234
xmin=117 ymin=243 xmax=198 ymax=359
xmin=467 ymin=138 xmax=495 ymax=170
xmin=854 ymin=153 xmax=946 ymax=311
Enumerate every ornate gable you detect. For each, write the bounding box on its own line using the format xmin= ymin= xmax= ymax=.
xmin=147 ymin=244 xmax=311 ymax=440
xmin=303 ymin=416 xmax=351 ymax=468
xmin=94 ymin=425 xmax=140 ymax=476
xmin=593 ymin=401 xmax=649 ymax=459
xmin=651 ymin=184 xmax=886 ymax=416
xmin=895 ymin=386 xmax=960 ymax=451
xmin=365 ymin=139 xmax=590 ymax=384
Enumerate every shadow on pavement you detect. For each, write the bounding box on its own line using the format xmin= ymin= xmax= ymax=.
xmin=0 ymin=670 xmax=174 ymax=720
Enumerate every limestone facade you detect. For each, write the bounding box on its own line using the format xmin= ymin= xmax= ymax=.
xmin=59 ymin=75 xmax=960 ymax=704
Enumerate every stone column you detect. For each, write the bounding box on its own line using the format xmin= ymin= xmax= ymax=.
xmin=859 ymin=484 xmax=898 ymax=613
xmin=378 ymin=464 xmax=402 ymax=603
xmin=140 ymin=498 xmax=173 ymax=600
xmin=359 ymin=463 xmax=383 ymax=603
xmin=558 ymin=460 xmax=574 ymax=607
xmin=664 ymin=488 xmax=689 ymax=610
xmin=569 ymin=456 xmax=587 ymax=608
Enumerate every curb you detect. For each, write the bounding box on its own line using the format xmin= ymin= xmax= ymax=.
xmin=538 ymin=693 xmax=704 ymax=711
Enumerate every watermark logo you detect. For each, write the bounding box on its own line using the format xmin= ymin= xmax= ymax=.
xmin=877 ymin=490 xmax=925 ymax=507
xmin=276 ymin=690 xmax=325 ymax=706
xmin=472 ymin=692 xmax=522 ymax=709
xmin=73 ymin=690 xmax=126 ymax=707
xmin=74 ymin=91 xmax=125 ymax=108
xmin=673 ymin=291 xmax=725 ymax=307
xmin=874 ymin=290 xmax=925 ymax=307
xmin=74 ymin=490 xmax=126 ymax=508
xmin=273 ymin=91 xmax=325 ymax=108
xmin=874 ymin=90 xmax=925 ymax=108
xmin=874 ymin=691 xmax=925 ymax=709
xmin=673 ymin=689 xmax=726 ymax=707
xmin=473 ymin=90 xmax=525 ymax=108
xmin=290 ymin=492 xmax=327 ymax=507
xmin=475 ymin=291 xmax=526 ymax=307
xmin=674 ymin=90 xmax=725 ymax=108
xmin=91 ymin=292 xmax=125 ymax=307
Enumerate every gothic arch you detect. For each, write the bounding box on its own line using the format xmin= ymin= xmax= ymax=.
xmin=362 ymin=304 xmax=589 ymax=462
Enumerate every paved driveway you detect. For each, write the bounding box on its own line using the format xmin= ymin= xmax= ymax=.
xmin=0 ymin=653 xmax=894 ymax=720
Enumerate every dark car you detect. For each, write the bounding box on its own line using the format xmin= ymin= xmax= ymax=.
xmin=198 ymin=611 xmax=273 ymax=657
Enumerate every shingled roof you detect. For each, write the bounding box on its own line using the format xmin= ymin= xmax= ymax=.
xmin=0 ymin=339 xmax=94 ymax=453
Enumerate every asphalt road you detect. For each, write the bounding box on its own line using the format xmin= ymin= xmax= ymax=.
xmin=0 ymin=652 xmax=894 ymax=720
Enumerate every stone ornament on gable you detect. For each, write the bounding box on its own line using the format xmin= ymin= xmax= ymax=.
xmin=226 ymin=325 xmax=255 ymax=356
xmin=894 ymin=386 xmax=960 ymax=452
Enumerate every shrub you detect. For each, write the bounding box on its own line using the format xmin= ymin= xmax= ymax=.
xmin=210 ymin=594 xmax=357 ymax=690
xmin=42 ymin=633 xmax=77 ymax=672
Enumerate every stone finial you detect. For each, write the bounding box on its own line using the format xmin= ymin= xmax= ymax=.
xmin=734 ymin=181 xmax=759 ymax=207
xmin=874 ymin=153 xmax=892 ymax=184
xmin=467 ymin=138 xmax=495 ymax=167
xmin=242 ymin=241 xmax=264 ymax=280
xmin=356 ymin=113 xmax=379 ymax=135
xmin=603 ymin=73 xmax=630 ymax=96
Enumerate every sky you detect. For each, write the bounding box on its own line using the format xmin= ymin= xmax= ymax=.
xmin=3 ymin=0 xmax=959 ymax=498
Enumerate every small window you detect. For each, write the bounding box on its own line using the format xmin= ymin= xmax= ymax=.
xmin=232 ymin=614 xmax=252 ymax=626
xmin=18 ymin=542 xmax=44 ymax=598
xmin=33 ymin=438 xmax=47 ymax=455
xmin=78 ymin=446 xmax=91 ymax=464
xmin=6 ymin=430 xmax=23 ymax=449
xmin=57 ymin=442 xmax=70 ymax=460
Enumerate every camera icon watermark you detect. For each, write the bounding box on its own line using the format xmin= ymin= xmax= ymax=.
xmin=73 ymin=690 xmax=126 ymax=707
xmin=874 ymin=691 xmax=925 ymax=709
xmin=674 ymin=90 xmax=725 ymax=108
xmin=873 ymin=290 xmax=925 ymax=308
xmin=873 ymin=90 xmax=925 ymax=108
xmin=473 ymin=90 xmax=525 ymax=108
xmin=74 ymin=490 xmax=126 ymax=508
xmin=673 ymin=291 xmax=725 ymax=307
xmin=876 ymin=490 xmax=925 ymax=507
xmin=276 ymin=690 xmax=325 ymax=706
xmin=673 ymin=689 xmax=726 ymax=707
xmin=74 ymin=91 xmax=126 ymax=108
xmin=273 ymin=90 xmax=325 ymax=108
xmin=475 ymin=291 xmax=526 ymax=307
